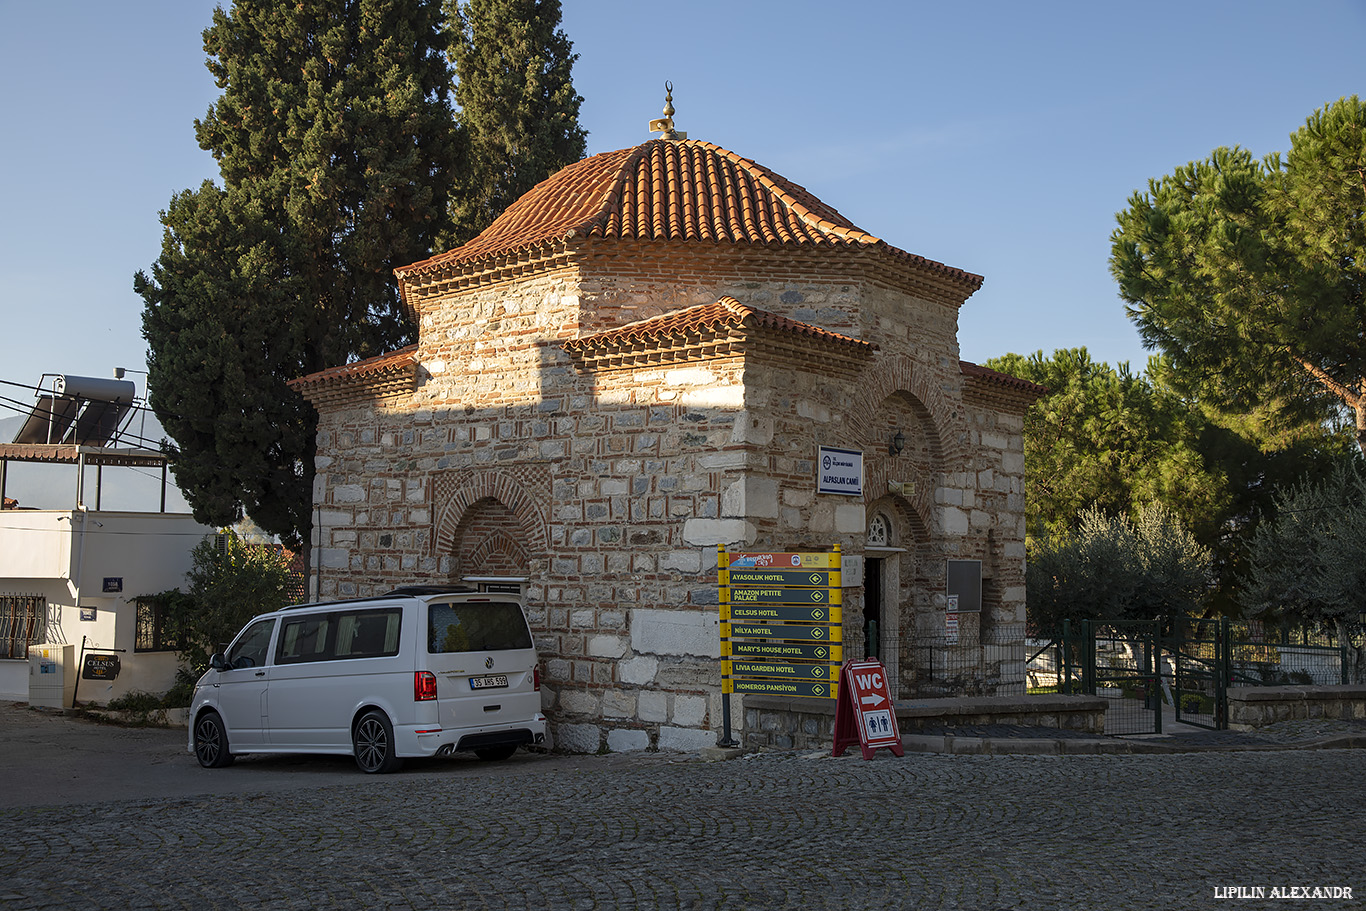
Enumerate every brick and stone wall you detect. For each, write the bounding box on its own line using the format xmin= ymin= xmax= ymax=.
xmin=306 ymin=243 xmax=1033 ymax=751
xmin=742 ymin=693 xmax=1106 ymax=751
xmin=1228 ymin=685 xmax=1366 ymax=729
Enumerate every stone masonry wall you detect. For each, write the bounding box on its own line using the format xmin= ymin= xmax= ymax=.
xmin=960 ymin=389 xmax=1029 ymax=632
xmin=310 ymin=245 xmax=1032 ymax=749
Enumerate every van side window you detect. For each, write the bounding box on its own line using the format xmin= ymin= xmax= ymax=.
xmin=336 ymin=609 xmax=402 ymax=659
xmin=226 ymin=618 xmax=276 ymax=669
xmin=275 ymin=608 xmax=402 ymax=663
xmin=276 ymin=614 xmax=333 ymax=664
xmin=428 ymin=601 xmax=532 ymax=653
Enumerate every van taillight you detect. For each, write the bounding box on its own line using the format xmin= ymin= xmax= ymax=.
xmin=534 ymin=666 xmax=541 ymax=692
xmin=415 ymin=671 xmax=438 ymax=701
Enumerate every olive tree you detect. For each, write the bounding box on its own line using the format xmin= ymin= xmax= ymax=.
xmin=1242 ymin=462 xmax=1366 ymax=682
xmin=1028 ymin=504 xmax=1213 ymax=634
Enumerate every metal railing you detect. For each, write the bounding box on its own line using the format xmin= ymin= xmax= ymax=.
xmin=905 ymin=624 xmax=1028 ymax=697
xmin=1039 ymin=616 xmax=1360 ymax=733
xmin=0 ymin=593 xmax=45 ymax=660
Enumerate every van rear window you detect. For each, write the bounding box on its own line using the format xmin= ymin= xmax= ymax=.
xmin=428 ymin=601 xmax=532 ymax=654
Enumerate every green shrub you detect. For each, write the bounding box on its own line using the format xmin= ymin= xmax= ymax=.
xmin=105 ymin=670 xmax=200 ymax=712
xmin=106 ymin=690 xmax=166 ymax=713
xmin=176 ymin=530 xmax=294 ymax=669
xmin=162 ymin=667 xmax=201 ymax=708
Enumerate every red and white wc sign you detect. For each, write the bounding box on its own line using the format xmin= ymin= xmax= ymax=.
xmin=832 ymin=659 xmax=904 ymax=760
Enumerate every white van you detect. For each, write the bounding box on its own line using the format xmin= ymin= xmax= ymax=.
xmin=187 ymin=587 xmax=547 ymax=773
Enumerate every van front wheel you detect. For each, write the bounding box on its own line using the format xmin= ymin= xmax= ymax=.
xmin=194 ymin=711 xmax=234 ymax=768
xmin=353 ymin=710 xmax=403 ymax=774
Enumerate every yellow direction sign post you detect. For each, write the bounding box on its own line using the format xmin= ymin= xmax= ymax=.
xmin=717 ymin=546 xmax=843 ymax=746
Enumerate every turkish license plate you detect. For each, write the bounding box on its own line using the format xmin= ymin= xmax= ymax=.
xmin=470 ymin=675 xmax=508 ymax=690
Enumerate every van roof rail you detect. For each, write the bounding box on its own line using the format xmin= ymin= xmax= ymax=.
xmin=280 ymin=595 xmax=393 ymax=611
xmin=385 ymin=584 xmax=479 ymax=596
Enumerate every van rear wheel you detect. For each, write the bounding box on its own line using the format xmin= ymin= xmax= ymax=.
xmin=353 ymin=710 xmax=403 ymax=773
xmin=474 ymin=743 xmax=518 ymax=761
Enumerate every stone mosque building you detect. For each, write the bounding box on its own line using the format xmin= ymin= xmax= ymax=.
xmin=292 ymin=104 xmax=1044 ymax=752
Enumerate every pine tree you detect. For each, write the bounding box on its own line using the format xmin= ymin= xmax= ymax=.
xmin=1111 ymin=96 xmax=1366 ymax=455
xmin=137 ymin=0 xmax=461 ymax=550
xmin=446 ymin=0 xmax=587 ymax=244
xmin=985 ymin=349 xmax=1230 ymax=546
xmin=987 ymin=347 xmax=1348 ymax=612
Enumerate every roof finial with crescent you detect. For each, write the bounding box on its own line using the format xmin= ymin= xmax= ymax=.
xmin=648 ymin=81 xmax=687 ymax=141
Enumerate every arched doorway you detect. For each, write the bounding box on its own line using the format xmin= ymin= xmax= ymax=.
xmin=864 ymin=510 xmax=905 ymax=695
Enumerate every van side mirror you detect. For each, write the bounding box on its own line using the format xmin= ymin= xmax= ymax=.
xmin=209 ymin=653 xmax=229 ymax=672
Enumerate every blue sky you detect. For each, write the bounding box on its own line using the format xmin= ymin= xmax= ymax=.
xmin=2 ymin=0 xmax=1364 ymax=407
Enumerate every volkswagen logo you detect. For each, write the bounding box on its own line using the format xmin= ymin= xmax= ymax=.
xmin=485 ymin=656 xmax=494 ymax=669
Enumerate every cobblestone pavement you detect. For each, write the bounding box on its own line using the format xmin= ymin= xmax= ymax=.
xmin=1 ymin=707 xmax=1363 ymax=910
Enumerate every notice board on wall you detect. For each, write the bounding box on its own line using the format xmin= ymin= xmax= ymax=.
xmin=946 ymin=559 xmax=982 ymax=613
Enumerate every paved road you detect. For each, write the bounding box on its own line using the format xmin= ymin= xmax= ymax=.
xmin=1 ymin=703 xmax=1361 ymax=910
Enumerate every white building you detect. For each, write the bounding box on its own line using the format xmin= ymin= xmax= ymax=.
xmin=0 ymin=375 xmax=214 ymax=705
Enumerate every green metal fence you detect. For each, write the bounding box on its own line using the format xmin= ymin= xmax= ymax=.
xmin=1036 ymin=617 xmax=1356 ymax=734
xmin=907 ymin=625 xmax=1028 ymax=697
xmin=1169 ymin=617 xmax=1228 ymax=730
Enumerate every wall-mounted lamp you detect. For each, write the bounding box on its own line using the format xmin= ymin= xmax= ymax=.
xmin=889 ymin=430 xmax=905 ymax=456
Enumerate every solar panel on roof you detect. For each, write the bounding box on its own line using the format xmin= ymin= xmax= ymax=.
xmin=9 ymin=375 xmax=139 ymax=447
xmin=12 ymin=395 xmax=79 ymax=444
xmin=64 ymin=400 xmax=132 ymax=445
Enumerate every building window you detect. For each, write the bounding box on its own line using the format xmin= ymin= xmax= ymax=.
xmin=0 ymin=594 xmax=45 ymax=659
xmin=135 ymin=594 xmax=186 ymax=653
xmin=867 ymin=513 xmax=892 ymax=548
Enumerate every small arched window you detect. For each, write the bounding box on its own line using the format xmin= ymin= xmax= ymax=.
xmin=867 ymin=513 xmax=892 ymax=548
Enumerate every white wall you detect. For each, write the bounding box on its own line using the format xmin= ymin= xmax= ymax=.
xmin=0 ymin=511 xmax=73 ymax=578
xmin=1 ymin=509 xmax=214 ymax=704
xmin=0 ymin=661 xmax=27 ymax=701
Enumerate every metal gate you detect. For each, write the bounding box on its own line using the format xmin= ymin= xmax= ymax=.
xmin=1072 ymin=619 xmax=1163 ymax=735
xmin=1169 ymin=617 xmax=1229 ymax=730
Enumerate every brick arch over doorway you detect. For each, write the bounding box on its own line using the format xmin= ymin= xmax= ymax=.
xmin=850 ymin=354 xmax=964 ymax=465
xmin=863 ymin=430 xmax=935 ymax=539
xmin=862 ymin=383 xmax=947 ymax=540
xmin=432 ymin=468 xmax=549 ymax=576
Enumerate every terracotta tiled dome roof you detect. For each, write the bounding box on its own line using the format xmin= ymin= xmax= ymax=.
xmin=397 ymin=139 xmax=982 ymax=294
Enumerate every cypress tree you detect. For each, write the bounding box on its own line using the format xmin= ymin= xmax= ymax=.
xmin=138 ymin=0 xmax=588 ymax=556
xmin=138 ymin=1 xmax=459 ymax=552
xmin=446 ymin=0 xmax=588 ymax=244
